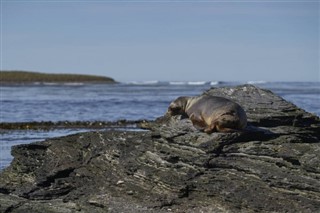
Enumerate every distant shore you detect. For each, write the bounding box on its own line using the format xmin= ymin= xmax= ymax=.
xmin=0 ymin=71 xmax=117 ymax=84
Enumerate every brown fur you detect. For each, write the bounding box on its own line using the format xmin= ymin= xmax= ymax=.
xmin=167 ymin=95 xmax=247 ymax=133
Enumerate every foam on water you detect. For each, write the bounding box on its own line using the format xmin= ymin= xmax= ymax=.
xmin=125 ymin=80 xmax=160 ymax=85
xmin=169 ymin=81 xmax=188 ymax=85
xmin=187 ymin=81 xmax=208 ymax=85
xmin=210 ymin=81 xmax=220 ymax=86
xmin=247 ymin=81 xmax=267 ymax=84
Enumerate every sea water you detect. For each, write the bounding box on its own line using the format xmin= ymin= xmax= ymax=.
xmin=1 ymin=81 xmax=319 ymax=169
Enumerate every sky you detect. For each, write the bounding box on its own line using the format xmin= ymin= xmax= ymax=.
xmin=1 ymin=0 xmax=319 ymax=82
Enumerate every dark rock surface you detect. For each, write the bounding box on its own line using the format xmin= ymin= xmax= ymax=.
xmin=1 ymin=85 xmax=319 ymax=212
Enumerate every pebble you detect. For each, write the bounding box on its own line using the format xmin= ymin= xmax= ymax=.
xmin=116 ymin=180 xmax=124 ymax=185
xmin=127 ymin=190 xmax=134 ymax=195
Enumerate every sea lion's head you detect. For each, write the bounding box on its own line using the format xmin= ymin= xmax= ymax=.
xmin=167 ymin=96 xmax=190 ymax=116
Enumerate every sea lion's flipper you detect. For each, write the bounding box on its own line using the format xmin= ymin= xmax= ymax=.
xmin=204 ymin=122 xmax=218 ymax=133
xmin=215 ymin=119 xmax=242 ymax=133
xmin=215 ymin=126 xmax=240 ymax=133
xmin=206 ymin=118 xmax=239 ymax=133
xmin=189 ymin=113 xmax=207 ymax=130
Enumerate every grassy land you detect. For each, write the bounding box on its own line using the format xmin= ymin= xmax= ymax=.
xmin=0 ymin=71 xmax=116 ymax=84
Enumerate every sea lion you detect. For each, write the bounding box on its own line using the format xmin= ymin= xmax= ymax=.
xmin=167 ymin=95 xmax=247 ymax=133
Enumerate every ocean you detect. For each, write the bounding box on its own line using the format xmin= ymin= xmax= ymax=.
xmin=1 ymin=81 xmax=319 ymax=169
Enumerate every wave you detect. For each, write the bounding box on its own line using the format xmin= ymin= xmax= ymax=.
xmin=169 ymin=81 xmax=187 ymax=85
xmin=169 ymin=81 xmax=212 ymax=85
xmin=187 ymin=81 xmax=207 ymax=85
xmin=210 ymin=81 xmax=220 ymax=86
xmin=63 ymin=82 xmax=85 ymax=86
xmin=126 ymin=80 xmax=160 ymax=85
xmin=122 ymin=80 xmax=224 ymax=86
xmin=41 ymin=82 xmax=59 ymax=86
xmin=247 ymin=81 xmax=267 ymax=85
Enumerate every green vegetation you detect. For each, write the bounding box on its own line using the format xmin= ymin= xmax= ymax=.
xmin=0 ymin=71 xmax=116 ymax=84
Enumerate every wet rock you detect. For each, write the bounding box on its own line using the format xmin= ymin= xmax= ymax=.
xmin=0 ymin=85 xmax=319 ymax=212
xmin=0 ymin=120 xmax=147 ymax=130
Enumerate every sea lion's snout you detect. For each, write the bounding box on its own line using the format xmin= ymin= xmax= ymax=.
xmin=167 ymin=105 xmax=181 ymax=116
xmin=167 ymin=96 xmax=189 ymax=116
xmin=167 ymin=101 xmax=186 ymax=116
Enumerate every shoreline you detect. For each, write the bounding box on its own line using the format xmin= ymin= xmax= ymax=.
xmin=0 ymin=120 xmax=151 ymax=131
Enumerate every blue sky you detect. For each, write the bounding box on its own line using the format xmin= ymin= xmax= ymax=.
xmin=1 ymin=1 xmax=319 ymax=82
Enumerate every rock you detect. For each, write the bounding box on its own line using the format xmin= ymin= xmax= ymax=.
xmin=0 ymin=85 xmax=319 ymax=213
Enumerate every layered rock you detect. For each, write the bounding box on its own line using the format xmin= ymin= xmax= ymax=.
xmin=0 ymin=85 xmax=319 ymax=213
